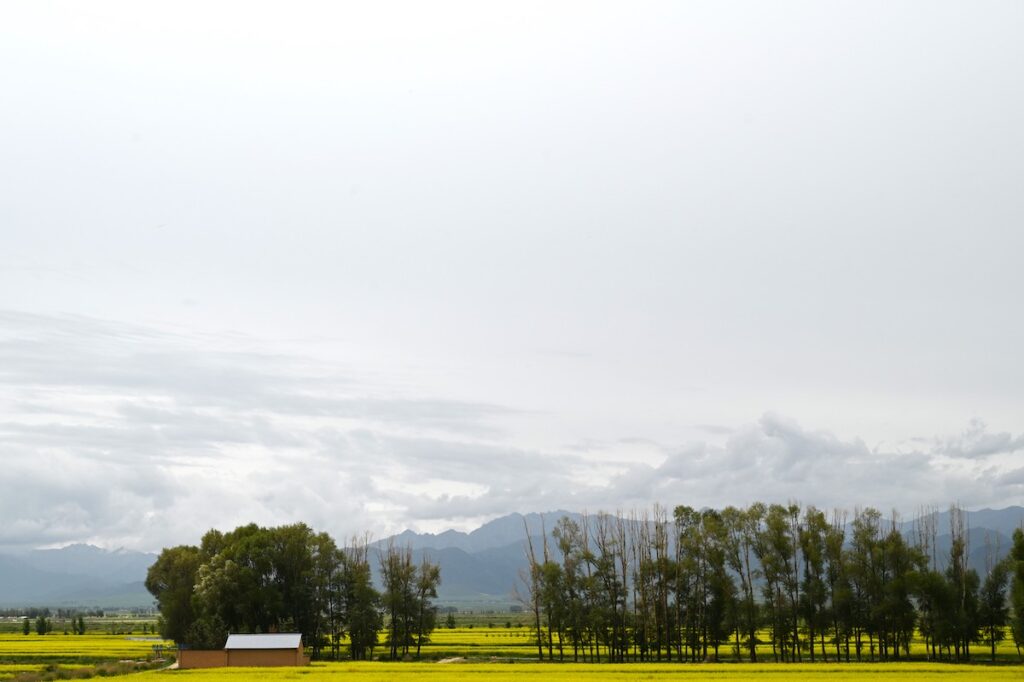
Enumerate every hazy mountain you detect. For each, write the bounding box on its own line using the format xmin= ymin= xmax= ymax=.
xmin=382 ymin=506 xmax=1024 ymax=605
xmin=0 ymin=545 xmax=156 ymax=608
xmin=380 ymin=510 xmax=581 ymax=554
xmin=1 ymin=507 xmax=1019 ymax=608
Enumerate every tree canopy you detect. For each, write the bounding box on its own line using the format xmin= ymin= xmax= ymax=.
xmin=146 ymin=522 xmax=438 ymax=661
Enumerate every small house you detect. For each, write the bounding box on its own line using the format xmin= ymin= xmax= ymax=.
xmin=177 ymin=633 xmax=309 ymax=669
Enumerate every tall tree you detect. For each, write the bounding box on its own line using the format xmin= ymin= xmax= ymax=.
xmin=978 ymin=555 xmax=1010 ymax=661
xmin=344 ymin=538 xmax=382 ymax=661
xmin=1007 ymin=528 xmax=1024 ymax=659
xmin=144 ymin=545 xmax=202 ymax=645
xmin=799 ymin=507 xmax=829 ymax=661
xmin=414 ymin=555 xmax=441 ymax=658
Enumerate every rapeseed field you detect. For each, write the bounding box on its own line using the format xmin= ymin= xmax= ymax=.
xmin=2 ymin=631 xmax=1021 ymax=681
xmin=0 ymin=633 xmax=169 ymax=679
xmin=145 ymin=662 xmax=1022 ymax=681
xmin=0 ymin=633 xmax=168 ymax=663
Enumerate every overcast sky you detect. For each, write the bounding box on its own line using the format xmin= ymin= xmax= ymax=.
xmin=2 ymin=1 xmax=1023 ymax=552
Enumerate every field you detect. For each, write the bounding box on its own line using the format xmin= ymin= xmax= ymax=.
xmin=422 ymin=626 xmax=1024 ymax=663
xmin=145 ymin=662 xmax=1024 ymax=681
xmin=0 ymin=634 xmax=169 ymax=680
xmin=1 ymin=630 xmax=1021 ymax=681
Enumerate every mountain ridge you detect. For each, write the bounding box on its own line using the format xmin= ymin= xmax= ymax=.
xmin=1 ymin=506 xmax=1020 ymax=608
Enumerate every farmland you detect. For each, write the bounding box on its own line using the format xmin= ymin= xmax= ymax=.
xmin=143 ymin=662 xmax=1022 ymax=681
xmin=2 ymin=629 xmax=1021 ymax=681
xmin=0 ymin=634 xmax=169 ymax=680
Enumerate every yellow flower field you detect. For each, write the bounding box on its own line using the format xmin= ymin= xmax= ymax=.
xmin=145 ymin=661 xmax=1023 ymax=681
xmin=2 ymin=631 xmax=1021 ymax=681
xmin=0 ymin=633 xmax=169 ymax=661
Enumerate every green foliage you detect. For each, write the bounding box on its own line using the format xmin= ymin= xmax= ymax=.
xmin=145 ymin=523 xmax=387 ymax=661
xmin=1010 ymin=528 xmax=1024 ymax=655
xmin=144 ymin=545 xmax=201 ymax=644
xmin=379 ymin=544 xmax=440 ymax=660
xmin=520 ymin=503 xmax=1015 ymax=665
xmin=979 ymin=559 xmax=1010 ymax=659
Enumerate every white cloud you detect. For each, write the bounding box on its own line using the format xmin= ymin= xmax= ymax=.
xmin=1 ymin=311 xmax=1021 ymax=551
xmin=934 ymin=418 xmax=1024 ymax=459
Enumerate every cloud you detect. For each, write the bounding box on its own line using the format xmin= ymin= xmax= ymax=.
xmin=0 ymin=310 xmax=524 ymax=549
xmin=600 ymin=414 xmax=1018 ymax=516
xmin=934 ymin=418 xmax=1024 ymax=459
xmin=2 ymin=310 xmax=1022 ymax=552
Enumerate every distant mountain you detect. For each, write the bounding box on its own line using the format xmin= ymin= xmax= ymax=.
xmin=22 ymin=544 xmax=157 ymax=585
xmin=381 ymin=506 xmax=1024 ymax=606
xmin=2 ymin=506 xmax=1020 ymax=609
xmin=380 ymin=510 xmax=581 ymax=554
xmin=0 ymin=545 xmax=156 ymax=608
xmin=371 ymin=511 xmax=583 ymax=606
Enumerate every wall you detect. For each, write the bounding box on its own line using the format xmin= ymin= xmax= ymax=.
xmin=226 ymin=648 xmax=306 ymax=666
xmin=178 ymin=650 xmax=228 ymax=669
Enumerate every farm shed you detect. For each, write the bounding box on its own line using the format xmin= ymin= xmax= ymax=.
xmin=178 ymin=633 xmax=309 ymax=669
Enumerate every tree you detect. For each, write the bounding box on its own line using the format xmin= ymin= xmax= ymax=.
xmin=145 ymin=545 xmax=202 ymax=645
xmin=414 ymin=555 xmax=441 ymax=657
xmin=978 ymin=557 xmax=1010 ymax=661
xmin=22 ymin=618 xmax=30 ymax=636
xmin=1008 ymin=528 xmax=1024 ymax=658
xmin=76 ymin=615 xmax=86 ymax=636
xmin=344 ymin=538 xmax=382 ymax=661
xmin=147 ymin=523 xmax=388 ymax=660
xmin=722 ymin=504 xmax=762 ymax=662
xmin=945 ymin=506 xmax=981 ymax=660
xmin=799 ymin=507 xmax=829 ymax=661
xmin=35 ymin=615 xmax=49 ymax=636
xmin=380 ymin=541 xmax=417 ymax=660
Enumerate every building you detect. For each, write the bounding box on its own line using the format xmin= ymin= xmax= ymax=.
xmin=177 ymin=633 xmax=310 ymax=669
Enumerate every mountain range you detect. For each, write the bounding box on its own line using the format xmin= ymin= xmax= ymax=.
xmin=0 ymin=544 xmax=155 ymax=608
xmin=1 ymin=507 xmax=1021 ymax=609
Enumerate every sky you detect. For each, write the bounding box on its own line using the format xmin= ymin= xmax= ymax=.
xmin=1 ymin=1 xmax=1023 ymax=552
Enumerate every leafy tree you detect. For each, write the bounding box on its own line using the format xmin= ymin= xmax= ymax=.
xmin=344 ymin=540 xmax=382 ymax=660
xmin=145 ymin=545 xmax=202 ymax=644
xmin=380 ymin=542 xmax=417 ymax=660
xmin=22 ymin=618 xmax=30 ymax=636
xmin=147 ymin=523 xmax=389 ymax=660
xmin=35 ymin=615 xmax=49 ymax=636
xmin=722 ymin=504 xmax=762 ymax=662
xmin=978 ymin=557 xmax=1010 ymax=661
xmin=944 ymin=506 xmax=981 ymax=661
xmin=1008 ymin=528 xmax=1024 ymax=658
xmin=414 ymin=555 xmax=441 ymax=657
xmin=799 ymin=507 xmax=829 ymax=661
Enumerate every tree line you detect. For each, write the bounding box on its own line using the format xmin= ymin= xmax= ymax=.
xmin=520 ymin=503 xmax=1024 ymax=663
xmin=145 ymin=523 xmax=440 ymax=660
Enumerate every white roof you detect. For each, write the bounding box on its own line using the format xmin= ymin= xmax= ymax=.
xmin=224 ymin=633 xmax=302 ymax=650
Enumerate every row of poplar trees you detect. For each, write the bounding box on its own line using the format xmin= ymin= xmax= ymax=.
xmin=521 ymin=503 xmax=1024 ymax=663
xmin=145 ymin=523 xmax=440 ymax=660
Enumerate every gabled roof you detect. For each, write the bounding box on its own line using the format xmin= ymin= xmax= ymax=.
xmin=224 ymin=633 xmax=302 ymax=650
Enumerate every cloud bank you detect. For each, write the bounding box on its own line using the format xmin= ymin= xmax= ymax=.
xmin=2 ymin=311 xmax=1021 ymax=552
